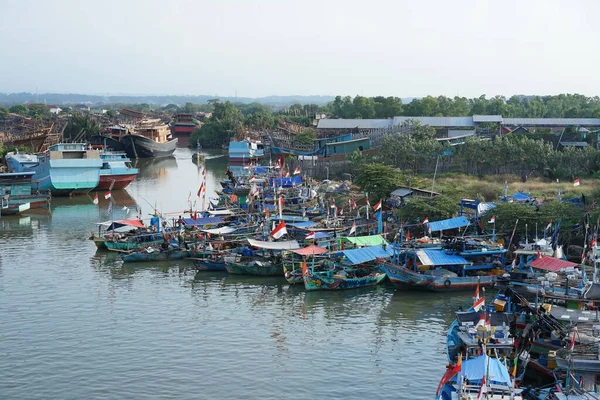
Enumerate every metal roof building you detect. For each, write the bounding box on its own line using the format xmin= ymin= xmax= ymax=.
xmin=316 ymin=119 xmax=393 ymax=129
xmin=392 ymin=116 xmax=475 ymax=127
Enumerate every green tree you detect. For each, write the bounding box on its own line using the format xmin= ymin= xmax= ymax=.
xmin=354 ymin=163 xmax=401 ymax=202
xmin=64 ymin=112 xmax=100 ymax=141
xmin=8 ymin=104 xmax=28 ymax=115
xmin=28 ymin=104 xmax=51 ymax=119
xmin=0 ymin=107 xmax=8 ymax=119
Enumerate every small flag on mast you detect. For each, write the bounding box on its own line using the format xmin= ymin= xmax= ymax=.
xmin=488 ymin=216 xmax=495 ymax=224
xmin=349 ymin=221 xmax=357 ymax=235
xmin=305 ymin=231 xmax=316 ymax=240
xmin=293 ymin=167 xmax=301 ymax=175
xmin=104 ymin=191 xmax=112 ymax=199
xmin=574 ymin=179 xmax=581 ymax=187
xmin=422 ymin=217 xmax=429 ymax=224
xmin=373 ymin=200 xmax=382 ymax=211
xmin=93 ymin=193 xmax=99 ymax=205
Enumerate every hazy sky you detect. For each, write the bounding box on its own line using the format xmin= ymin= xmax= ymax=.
xmin=1 ymin=0 xmax=598 ymax=98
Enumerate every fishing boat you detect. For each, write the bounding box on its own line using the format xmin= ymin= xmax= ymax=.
xmin=224 ymin=238 xmax=300 ymax=276
xmin=90 ymin=219 xmax=147 ymax=249
xmin=5 ymin=143 xmax=103 ymax=195
xmin=122 ymin=119 xmax=177 ymax=158
xmin=282 ymin=245 xmax=329 ymax=284
xmin=378 ymin=247 xmax=497 ymax=291
xmin=0 ymin=171 xmax=51 ymax=216
xmin=96 ymin=151 xmax=138 ymax=190
xmin=435 ymin=353 xmax=524 ymax=400
xmin=303 ymin=245 xmax=391 ymax=291
xmin=121 ymin=243 xmax=190 ymax=262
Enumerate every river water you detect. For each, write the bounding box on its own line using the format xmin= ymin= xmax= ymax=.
xmin=0 ymin=148 xmax=474 ymax=399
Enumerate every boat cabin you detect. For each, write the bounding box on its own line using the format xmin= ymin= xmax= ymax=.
xmin=0 ymin=171 xmax=38 ymax=196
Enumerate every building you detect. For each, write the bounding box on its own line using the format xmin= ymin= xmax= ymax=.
xmin=48 ymin=105 xmax=62 ymax=114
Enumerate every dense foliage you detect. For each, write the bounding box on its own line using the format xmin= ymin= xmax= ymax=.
xmin=64 ymin=112 xmax=100 ymax=141
xmin=326 ymin=93 xmax=600 ymax=119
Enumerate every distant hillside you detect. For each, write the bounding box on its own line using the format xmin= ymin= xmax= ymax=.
xmin=0 ymin=93 xmax=336 ymax=107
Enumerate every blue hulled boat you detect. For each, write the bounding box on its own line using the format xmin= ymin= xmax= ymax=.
xmin=5 ymin=143 xmax=103 ymax=195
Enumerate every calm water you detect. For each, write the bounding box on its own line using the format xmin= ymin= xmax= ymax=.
xmin=0 ymin=148 xmax=472 ymax=399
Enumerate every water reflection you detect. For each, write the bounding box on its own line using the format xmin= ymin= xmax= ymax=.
xmin=133 ymin=156 xmax=178 ymax=180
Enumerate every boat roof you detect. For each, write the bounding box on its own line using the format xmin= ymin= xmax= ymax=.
xmin=0 ymin=171 xmax=35 ymax=177
xmin=456 ymin=310 xmax=510 ymax=327
xmin=247 ymin=238 xmax=300 ymax=250
xmin=529 ymin=256 xmax=578 ymax=272
xmin=340 ymin=245 xmax=394 ymax=264
xmin=182 ymin=217 xmax=224 ymax=226
xmin=288 ymin=221 xmax=319 ymax=228
xmin=207 ymin=210 xmax=235 ymax=216
xmin=416 ymin=249 xmax=469 ymax=266
xmin=291 ymin=245 xmax=329 ymax=256
xmin=98 ymin=219 xmax=145 ymax=230
xmin=342 ymin=234 xmax=388 ymax=246
xmin=428 ymin=216 xmax=470 ymax=232
xmin=201 ymin=226 xmax=237 ymax=235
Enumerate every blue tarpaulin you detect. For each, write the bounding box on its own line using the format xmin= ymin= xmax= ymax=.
xmin=341 ymin=245 xmax=394 ymax=265
xmin=415 ymin=249 xmax=469 ymax=266
xmin=182 ymin=217 xmax=223 ymax=226
xmin=288 ymin=221 xmax=319 ymax=228
xmin=312 ymin=232 xmax=332 ymax=239
xmin=457 ymin=355 xmax=512 ymax=385
xmin=508 ymin=191 xmax=532 ymax=202
xmin=269 ymin=176 xmax=302 ymax=188
xmin=428 ymin=216 xmax=470 ymax=232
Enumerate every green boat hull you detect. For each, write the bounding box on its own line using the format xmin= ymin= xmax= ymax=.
xmin=225 ymin=263 xmax=283 ymax=276
xmin=303 ymin=272 xmax=386 ymax=291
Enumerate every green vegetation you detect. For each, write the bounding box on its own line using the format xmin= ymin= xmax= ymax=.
xmin=64 ymin=112 xmax=100 ymax=141
xmin=327 ymin=93 xmax=600 ymax=119
xmin=190 ymin=101 xmax=244 ymax=148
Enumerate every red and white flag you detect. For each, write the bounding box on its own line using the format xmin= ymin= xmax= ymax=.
xmin=93 ymin=193 xmax=99 ymax=205
xmin=574 ymin=179 xmax=581 ymax=187
xmin=569 ymin=330 xmax=576 ymax=351
xmin=488 ymin=216 xmax=495 ymax=224
xmin=373 ymin=200 xmax=382 ymax=211
xmin=349 ymin=222 xmax=357 ymax=235
xmin=197 ymin=182 xmax=205 ymax=197
xmin=278 ymin=195 xmax=284 ymax=219
xmin=476 ymin=313 xmax=486 ymax=328
xmin=104 ymin=191 xmax=111 ymax=199
xmin=351 ymin=199 xmax=357 ymax=209
xmin=473 ymin=284 xmax=484 ymax=312
xmin=284 ymin=171 xmax=290 ymax=178
xmin=293 ymin=167 xmax=301 ymax=175
xmin=545 ymin=220 xmax=552 ymax=231
xmin=423 ymin=217 xmax=429 ymax=224
xmin=305 ymin=231 xmax=316 ymax=240
xmin=271 ymin=221 xmax=288 ymax=239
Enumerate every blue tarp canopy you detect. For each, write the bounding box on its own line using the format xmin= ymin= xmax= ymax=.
xmin=311 ymin=232 xmax=332 ymax=239
xmin=508 ymin=191 xmax=532 ymax=202
xmin=341 ymin=245 xmax=394 ymax=265
xmin=457 ymin=355 xmax=512 ymax=385
xmin=270 ymin=176 xmax=302 ymax=188
xmin=428 ymin=216 xmax=470 ymax=232
xmin=182 ymin=217 xmax=223 ymax=226
xmin=288 ymin=221 xmax=319 ymax=228
xmin=270 ymin=215 xmax=310 ymax=222
xmin=415 ymin=249 xmax=469 ymax=266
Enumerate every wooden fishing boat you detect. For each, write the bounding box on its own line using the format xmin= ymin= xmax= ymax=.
xmin=121 ymin=245 xmax=190 ymax=262
xmin=302 ymin=245 xmax=393 ymax=291
xmin=224 ymin=238 xmax=300 ymax=276
xmin=282 ymin=245 xmax=329 ymax=285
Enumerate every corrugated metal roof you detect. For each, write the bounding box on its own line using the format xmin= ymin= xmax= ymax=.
xmin=342 ymin=245 xmax=394 ymax=264
xmin=416 ymin=249 xmax=469 ymax=266
xmin=393 ymin=116 xmax=475 ymax=127
xmin=560 ymin=141 xmax=589 ymax=147
xmin=428 ymin=216 xmax=470 ymax=232
xmin=317 ymin=119 xmax=393 ymax=129
xmin=473 ymin=115 xmax=503 ymax=123
xmin=529 ymin=256 xmax=578 ymax=272
xmin=391 ymin=188 xmax=413 ymax=197
xmin=503 ymin=118 xmax=600 ymax=126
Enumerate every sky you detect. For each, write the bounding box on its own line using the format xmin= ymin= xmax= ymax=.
xmin=0 ymin=0 xmax=598 ymax=99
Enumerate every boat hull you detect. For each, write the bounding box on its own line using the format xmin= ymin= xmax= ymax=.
xmin=122 ymin=249 xmax=190 ymax=262
xmin=225 ymin=263 xmax=283 ymax=276
xmin=97 ymin=173 xmax=137 ymax=190
xmin=0 ymin=195 xmax=50 ymax=216
xmin=88 ymin=135 xmax=127 ymax=152
xmin=192 ymin=259 xmax=227 ymax=271
xmin=122 ymin=134 xmax=178 ymax=158
xmin=303 ymin=272 xmax=386 ymax=291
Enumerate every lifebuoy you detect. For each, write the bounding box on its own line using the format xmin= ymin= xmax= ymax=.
xmin=284 ymin=271 xmax=292 ymax=280
xmin=444 ymin=280 xmax=452 ymax=288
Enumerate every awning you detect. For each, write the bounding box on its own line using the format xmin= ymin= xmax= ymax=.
xmin=288 ymin=221 xmax=319 ymax=228
xmin=343 ymin=235 xmax=388 ymax=246
xmin=291 ymin=245 xmax=329 ymax=256
xmin=427 ymin=216 xmax=470 ymax=232
xmin=201 ymin=226 xmax=236 ymax=235
xmin=311 ymin=232 xmax=332 ymax=239
xmin=342 ymin=245 xmax=394 ymax=264
xmin=457 ymin=355 xmax=511 ymax=386
xmin=529 ymin=256 xmax=578 ymax=272
xmin=509 ymin=191 xmax=532 ymax=202
xmin=247 ymin=238 xmax=300 ymax=250
xmin=99 ymin=219 xmax=145 ymax=230
xmin=182 ymin=217 xmax=224 ymax=226
xmin=416 ymin=249 xmax=469 ymax=266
